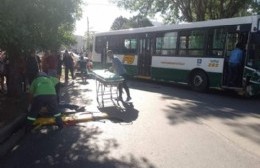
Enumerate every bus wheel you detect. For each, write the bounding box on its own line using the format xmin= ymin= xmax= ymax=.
xmin=189 ymin=70 xmax=208 ymax=92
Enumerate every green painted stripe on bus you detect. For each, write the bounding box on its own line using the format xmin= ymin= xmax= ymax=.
xmin=94 ymin=63 xmax=222 ymax=88
xmin=151 ymin=67 xmax=222 ymax=87
xmin=151 ymin=68 xmax=188 ymax=83
xmin=207 ymin=72 xmax=222 ymax=87
xmin=125 ymin=65 xmax=138 ymax=76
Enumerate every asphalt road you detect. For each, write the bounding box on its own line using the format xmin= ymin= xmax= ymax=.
xmin=1 ymin=78 xmax=260 ymax=168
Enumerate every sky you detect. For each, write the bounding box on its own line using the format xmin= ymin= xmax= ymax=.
xmin=74 ymin=0 xmax=133 ymax=36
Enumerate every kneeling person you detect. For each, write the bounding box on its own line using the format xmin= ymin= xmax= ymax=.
xmin=26 ymin=72 xmax=63 ymax=130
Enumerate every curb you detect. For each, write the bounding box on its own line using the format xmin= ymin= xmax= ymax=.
xmin=0 ymin=113 xmax=26 ymax=157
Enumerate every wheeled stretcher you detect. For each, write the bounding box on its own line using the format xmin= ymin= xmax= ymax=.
xmin=93 ymin=70 xmax=124 ymax=107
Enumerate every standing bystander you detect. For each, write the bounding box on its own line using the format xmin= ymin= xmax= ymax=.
xmin=0 ymin=50 xmax=6 ymax=93
xmin=228 ymin=42 xmax=244 ymax=86
xmin=26 ymin=49 xmax=41 ymax=85
xmin=107 ymin=50 xmax=131 ymax=101
xmin=63 ymin=50 xmax=74 ymax=83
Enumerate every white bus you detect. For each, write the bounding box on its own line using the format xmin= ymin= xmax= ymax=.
xmin=92 ymin=15 xmax=260 ymax=96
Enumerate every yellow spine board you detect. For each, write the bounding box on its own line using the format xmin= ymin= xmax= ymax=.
xmin=33 ymin=113 xmax=109 ymax=126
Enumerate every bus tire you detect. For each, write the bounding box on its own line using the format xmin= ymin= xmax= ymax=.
xmin=189 ymin=70 xmax=209 ymax=92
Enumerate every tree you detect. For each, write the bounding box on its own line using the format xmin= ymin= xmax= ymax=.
xmin=111 ymin=16 xmax=129 ymax=30
xmin=128 ymin=15 xmax=153 ymax=28
xmin=111 ymin=0 xmax=258 ymax=23
xmin=249 ymin=0 xmax=260 ymax=14
xmin=111 ymin=15 xmax=153 ymax=30
xmin=0 ymin=0 xmax=82 ymax=96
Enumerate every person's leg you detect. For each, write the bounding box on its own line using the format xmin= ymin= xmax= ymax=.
xmin=27 ymin=73 xmax=33 ymax=85
xmin=46 ymin=95 xmax=63 ymax=128
xmin=118 ymin=83 xmax=123 ymax=100
xmin=57 ymin=65 xmax=62 ymax=80
xmin=26 ymin=96 xmax=43 ymax=131
xmin=228 ymin=63 xmax=235 ymax=86
xmin=122 ymin=81 xmax=131 ymax=99
xmin=70 ymin=67 xmax=74 ymax=79
xmin=65 ymin=67 xmax=69 ymax=83
xmin=0 ymin=75 xmax=4 ymax=92
xmin=233 ymin=64 xmax=240 ymax=86
xmin=55 ymin=83 xmax=60 ymax=104
xmin=122 ymin=75 xmax=131 ymax=100
xmin=80 ymin=68 xmax=84 ymax=82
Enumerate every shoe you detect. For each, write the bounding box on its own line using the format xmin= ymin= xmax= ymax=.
xmin=116 ymin=97 xmax=123 ymax=101
xmin=126 ymin=97 xmax=132 ymax=101
xmin=55 ymin=117 xmax=64 ymax=129
xmin=75 ymin=106 xmax=85 ymax=112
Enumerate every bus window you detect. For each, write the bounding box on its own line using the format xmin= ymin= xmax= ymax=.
xmin=107 ymin=36 xmax=123 ymax=54
xmin=107 ymin=36 xmax=137 ymax=54
xmin=207 ymin=28 xmax=226 ymax=57
xmin=155 ymin=32 xmax=177 ymax=55
xmin=179 ymin=30 xmax=205 ymax=57
xmin=124 ymin=38 xmax=137 ymax=54
xmin=226 ymin=33 xmax=239 ymax=55
xmin=225 ymin=32 xmax=247 ymax=58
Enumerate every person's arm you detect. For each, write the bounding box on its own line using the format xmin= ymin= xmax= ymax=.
xmin=108 ymin=59 xmax=116 ymax=72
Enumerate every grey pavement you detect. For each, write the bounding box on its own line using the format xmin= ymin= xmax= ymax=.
xmin=0 ymin=114 xmax=26 ymax=158
xmin=0 ymin=77 xmax=260 ymax=168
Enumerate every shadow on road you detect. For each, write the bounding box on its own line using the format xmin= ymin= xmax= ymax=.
xmin=129 ymin=79 xmax=260 ymax=146
xmin=0 ymin=79 xmax=151 ymax=168
xmin=0 ymin=125 xmax=155 ymax=168
xmin=97 ymin=98 xmax=139 ymax=124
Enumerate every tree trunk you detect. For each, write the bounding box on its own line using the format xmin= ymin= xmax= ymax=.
xmin=6 ymin=53 xmax=23 ymax=97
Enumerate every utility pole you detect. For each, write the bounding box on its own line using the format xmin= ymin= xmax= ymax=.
xmin=87 ymin=17 xmax=90 ymax=51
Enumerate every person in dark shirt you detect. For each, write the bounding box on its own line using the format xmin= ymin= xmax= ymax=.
xmin=57 ymin=52 xmax=63 ymax=80
xmin=26 ymin=49 xmax=41 ymax=85
xmin=78 ymin=55 xmax=88 ymax=83
xmin=63 ymin=50 xmax=74 ymax=83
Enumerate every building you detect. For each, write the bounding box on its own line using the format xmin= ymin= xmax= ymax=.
xmin=71 ymin=35 xmax=86 ymax=54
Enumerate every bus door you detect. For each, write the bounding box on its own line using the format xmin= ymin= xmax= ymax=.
xmin=246 ymin=32 xmax=260 ymax=68
xmin=223 ymin=31 xmax=248 ymax=87
xmin=137 ymin=37 xmax=152 ymax=77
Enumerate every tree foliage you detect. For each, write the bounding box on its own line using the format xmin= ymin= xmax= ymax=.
xmin=111 ymin=16 xmax=130 ymax=30
xmin=0 ymin=0 xmax=82 ymax=96
xmin=111 ymin=15 xmax=153 ymax=30
xmin=111 ymin=0 xmax=259 ymax=23
xmin=0 ymin=0 xmax=82 ymax=54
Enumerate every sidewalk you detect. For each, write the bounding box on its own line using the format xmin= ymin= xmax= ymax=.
xmin=0 ymin=77 xmax=97 ymax=158
xmin=0 ymin=95 xmax=27 ymax=158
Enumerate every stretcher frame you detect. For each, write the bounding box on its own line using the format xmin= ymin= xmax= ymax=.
xmin=93 ymin=70 xmax=124 ymax=108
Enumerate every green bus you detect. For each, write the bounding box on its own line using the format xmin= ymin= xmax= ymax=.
xmin=92 ymin=15 xmax=260 ymax=96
